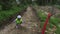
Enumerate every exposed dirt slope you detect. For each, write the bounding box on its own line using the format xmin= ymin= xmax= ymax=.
xmin=0 ymin=6 xmax=41 ymax=34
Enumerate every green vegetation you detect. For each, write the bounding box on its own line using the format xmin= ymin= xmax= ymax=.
xmin=0 ymin=0 xmax=60 ymax=33
xmin=0 ymin=0 xmax=31 ymax=26
xmin=0 ymin=4 xmax=28 ymax=26
xmin=35 ymin=6 xmax=60 ymax=34
xmin=35 ymin=0 xmax=57 ymax=5
xmin=36 ymin=10 xmax=60 ymax=34
xmin=55 ymin=5 xmax=60 ymax=9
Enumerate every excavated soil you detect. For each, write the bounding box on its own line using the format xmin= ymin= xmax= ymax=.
xmin=0 ymin=6 xmax=41 ymax=34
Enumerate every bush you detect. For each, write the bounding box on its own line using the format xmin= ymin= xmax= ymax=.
xmin=37 ymin=10 xmax=60 ymax=34
xmin=0 ymin=4 xmax=27 ymax=26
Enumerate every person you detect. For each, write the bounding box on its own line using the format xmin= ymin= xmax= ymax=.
xmin=15 ymin=15 xmax=22 ymax=29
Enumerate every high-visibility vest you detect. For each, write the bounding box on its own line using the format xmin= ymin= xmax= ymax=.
xmin=16 ymin=18 xmax=22 ymax=24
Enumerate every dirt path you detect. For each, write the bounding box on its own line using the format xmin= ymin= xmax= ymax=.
xmin=0 ymin=6 xmax=41 ymax=34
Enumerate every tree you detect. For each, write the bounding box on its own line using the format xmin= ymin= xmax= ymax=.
xmin=1 ymin=0 xmax=12 ymax=10
xmin=36 ymin=0 xmax=57 ymax=5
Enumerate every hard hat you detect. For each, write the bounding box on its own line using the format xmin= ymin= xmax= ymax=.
xmin=17 ymin=15 xmax=21 ymax=18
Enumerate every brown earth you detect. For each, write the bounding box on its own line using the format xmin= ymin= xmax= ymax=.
xmin=0 ymin=6 xmax=41 ymax=34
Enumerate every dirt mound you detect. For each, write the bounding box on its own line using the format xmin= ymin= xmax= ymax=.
xmin=0 ymin=6 xmax=41 ymax=34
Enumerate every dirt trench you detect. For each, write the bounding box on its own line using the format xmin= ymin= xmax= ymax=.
xmin=0 ymin=6 xmax=41 ymax=34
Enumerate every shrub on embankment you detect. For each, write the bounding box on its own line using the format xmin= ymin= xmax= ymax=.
xmin=36 ymin=10 xmax=60 ymax=34
xmin=0 ymin=4 xmax=27 ymax=26
xmin=37 ymin=10 xmax=60 ymax=33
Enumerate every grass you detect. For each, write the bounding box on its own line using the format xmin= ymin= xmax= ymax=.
xmin=37 ymin=10 xmax=60 ymax=34
xmin=0 ymin=7 xmax=19 ymax=20
xmin=0 ymin=4 xmax=28 ymax=25
xmin=33 ymin=4 xmax=60 ymax=34
xmin=55 ymin=5 xmax=60 ymax=9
